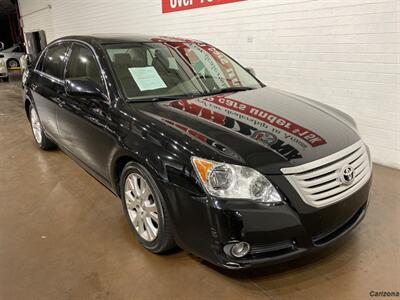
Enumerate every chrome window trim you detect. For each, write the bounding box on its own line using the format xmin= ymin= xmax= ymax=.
xmin=34 ymin=48 xmax=47 ymax=71
xmin=35 ymin=69 xmax=64 ymax=85
xmin=281 ymin=140 xmax=372 ymax=208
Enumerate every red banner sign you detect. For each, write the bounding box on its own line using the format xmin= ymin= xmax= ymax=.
xmin=162 ymin=0 xmax=243 ymax=14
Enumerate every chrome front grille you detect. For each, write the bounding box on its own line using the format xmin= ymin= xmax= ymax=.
xmin=281 ymin=140 xmax=372 ymax=208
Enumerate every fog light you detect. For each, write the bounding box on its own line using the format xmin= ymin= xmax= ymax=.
xmin=230 ymin=242 xmax=250 ymax=258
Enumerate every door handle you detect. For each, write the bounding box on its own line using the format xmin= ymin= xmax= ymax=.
xmin=56 ymin=89 xmax=66 ymax=108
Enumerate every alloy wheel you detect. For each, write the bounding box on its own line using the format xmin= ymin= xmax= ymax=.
xmin=124 ymin=173 xmax=159 ymax=241
xmin=30 ymin=107 xmax=43 ymax=144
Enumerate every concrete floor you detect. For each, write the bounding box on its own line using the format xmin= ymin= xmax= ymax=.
xmin=0 ymin=80 xmax=399 ymax=300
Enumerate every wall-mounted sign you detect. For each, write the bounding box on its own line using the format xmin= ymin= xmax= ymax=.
xmin=162 ymin=0 xmax=243 ymax=14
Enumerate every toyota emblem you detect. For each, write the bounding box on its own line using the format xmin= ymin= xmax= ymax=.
xmin=340 ymin=165 xmax=355 ymax=185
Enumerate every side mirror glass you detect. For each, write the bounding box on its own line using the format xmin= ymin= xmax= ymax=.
xmin=245 ymin=67 xmax=256 ymax=77
xmin=65 ymin=79 xmax=105 ymax=100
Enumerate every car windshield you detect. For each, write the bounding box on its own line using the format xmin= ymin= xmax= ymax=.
xmin=104 ymin=39 xmax=262 ymax=101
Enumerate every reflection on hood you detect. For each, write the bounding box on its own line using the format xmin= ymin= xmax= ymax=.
xmin=164 ymin=95 xmax=327 ymax=161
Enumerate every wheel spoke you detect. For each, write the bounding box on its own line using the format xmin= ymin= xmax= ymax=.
xmin=149 ymin=211 xmax=158 ymax=223
xmin=131 ymin=212 xmax=139 ymax=228
xmin=144 ymin=203 xmax=158 ymax=224
xmin=133 ymin=176 xmax=141 ymax=197
xmin=140 ymin=180 xmax=150 ymax=199
xmin=141 ymin=189 xmax=151 ymax=202
xmin=137 ymin=216 xmax=145 ymax=235
xmin=145 ymin=217 xmax=156 ymax=240
xmin=127 ymin=177 xmax=135 ymax=190
xmin=144 ymin=203 xmax=157 ymax=213
xmin=127 ymin=177 xmax=139 ymax=198
xmin=125 ymin=197 xmax=136 ymax=210
xmin=125 ymin=190 xmax=137 ymax=202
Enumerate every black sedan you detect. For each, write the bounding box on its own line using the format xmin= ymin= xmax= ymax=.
xmin=22 ymin=35 xmax=372 ymax=269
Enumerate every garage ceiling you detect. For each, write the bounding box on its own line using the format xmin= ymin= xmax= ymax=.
xmin=0 ymin=0 xmax=15 ymax=15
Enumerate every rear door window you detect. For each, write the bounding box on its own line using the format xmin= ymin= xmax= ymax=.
xmin=42 ymin=43 xmax=69 ymax=79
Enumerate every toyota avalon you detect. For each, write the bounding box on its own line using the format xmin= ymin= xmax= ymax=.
xmin=22 ymin=35 xmax=372 ymax=269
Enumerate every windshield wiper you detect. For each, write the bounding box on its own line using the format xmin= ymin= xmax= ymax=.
xmin=126 ymin=94 xmax=196 ymax=103
xmin=200 ymin=86 xmax=256 ymax=96
xmin=126 ymin=87 xmax=256 ymax=103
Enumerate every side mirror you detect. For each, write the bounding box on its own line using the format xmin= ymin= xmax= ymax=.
xmin=0 ymin=42 xmax=4 ymax=51
xmin=245 ymin=67 xmax=256 ymax=77
xmin=65 ymin=79 xmax=105 ymax=99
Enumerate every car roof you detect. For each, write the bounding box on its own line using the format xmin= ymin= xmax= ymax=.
xmin=53 ymin=34 xmax=203 ymax=46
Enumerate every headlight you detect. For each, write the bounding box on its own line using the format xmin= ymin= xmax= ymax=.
xmin=191 ymin=156 xmax=282 ymax=204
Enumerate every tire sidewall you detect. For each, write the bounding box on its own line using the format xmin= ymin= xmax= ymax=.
xmin=120 ymin=162 xmax=169 ymax=252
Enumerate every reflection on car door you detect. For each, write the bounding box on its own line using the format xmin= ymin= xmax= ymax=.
xmin=56 ymin=42 xmax=114 ymax=180
xmin=31 ymin=42 xmax=69 ymax=140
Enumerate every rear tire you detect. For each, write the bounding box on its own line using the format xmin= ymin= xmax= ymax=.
xmin=120 ymin=162 xmax=176 ymax=253
xmin=29 ymin=104 xmax=56 ymax=150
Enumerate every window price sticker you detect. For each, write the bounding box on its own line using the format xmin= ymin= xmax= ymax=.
xmin=129 ymin=66 xmax=167 ymax=91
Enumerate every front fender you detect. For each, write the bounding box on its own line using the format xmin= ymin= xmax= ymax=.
xmin=108 ymin=125 xmax=202 ymax=198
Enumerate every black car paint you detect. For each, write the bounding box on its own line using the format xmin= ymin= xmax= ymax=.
xmin=23 ymin=35 xmax=371 ymax=269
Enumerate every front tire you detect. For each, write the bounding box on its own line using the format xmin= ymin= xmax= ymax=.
xmin=121 ymin=162 xmax=175 ymax=253
xmin=29 ymin=104 xmax=56 ymax=150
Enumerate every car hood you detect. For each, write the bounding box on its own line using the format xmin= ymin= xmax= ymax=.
xmin=128 ymin=87 xmax=361 ymax=174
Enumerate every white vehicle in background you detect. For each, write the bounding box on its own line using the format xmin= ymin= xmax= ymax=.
xmin=0 ymin=45 xmax=25 ymax=69
xmin=0 ymin=56 xmax=8 ymax=82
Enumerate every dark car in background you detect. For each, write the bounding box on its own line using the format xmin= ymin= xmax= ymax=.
xmin=22 ymin=35 xmax=372 ymax=269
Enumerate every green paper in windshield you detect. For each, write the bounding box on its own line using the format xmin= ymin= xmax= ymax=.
xmin=129 ymin=66 xmax=167 ymax=91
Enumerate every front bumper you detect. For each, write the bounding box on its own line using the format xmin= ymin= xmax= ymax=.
xmin=164 ymin=175 xmax=371 ymax=269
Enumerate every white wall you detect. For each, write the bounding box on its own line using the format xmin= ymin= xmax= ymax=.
xmin=18 ymin=0 xmax=54 ymax=43
xmin=18 ymin=0 xmax=400 ymax=169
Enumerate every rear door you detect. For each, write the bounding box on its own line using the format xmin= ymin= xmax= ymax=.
xmin=31 ymin=42 xmax=70 ymax=140
xmin=56 ymin=42 xmax=114 ymax=180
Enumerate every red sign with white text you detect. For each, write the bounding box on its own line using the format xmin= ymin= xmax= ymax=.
xmin=162 ymin=0 xmax=243 ymax=13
